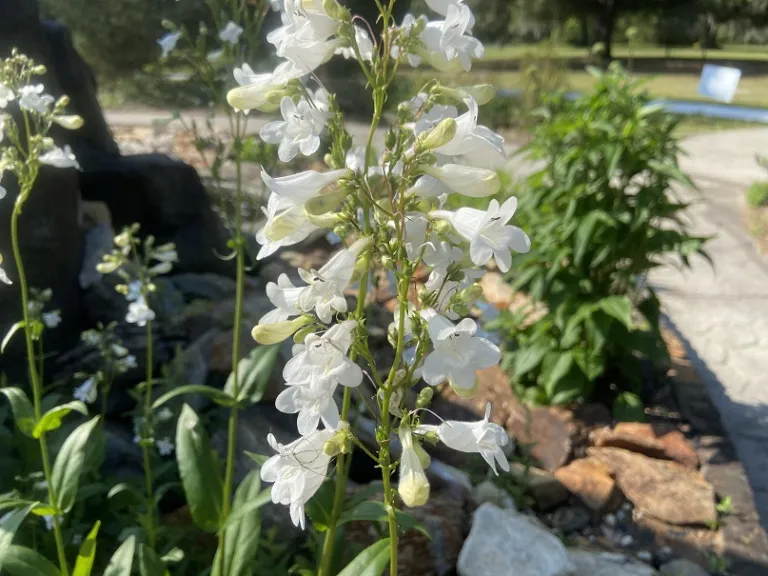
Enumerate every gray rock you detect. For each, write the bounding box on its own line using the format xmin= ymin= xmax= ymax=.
xmin=569 ymin=551 xmax=658 ymax=576
xmin=660 ymin=559 xmax=710 ymax=576
xmin=171 ymin=273 xmax=238 ymax=301
xmin=472 ymin=480 xmax=517 ymax=511
xmin=458 ymin=503 xmax=575 ymax=576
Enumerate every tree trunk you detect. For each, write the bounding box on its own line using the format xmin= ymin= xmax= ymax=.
xmin=601 ymin=0 xmax=617 ymax=62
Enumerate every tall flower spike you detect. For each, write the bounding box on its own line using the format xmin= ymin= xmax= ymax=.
xmin=261 ymin=429 xmax=335 ymax=529
xmin=416 ymin=403 xmax=510 ymax=475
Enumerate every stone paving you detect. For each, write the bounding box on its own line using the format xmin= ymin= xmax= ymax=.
xmin=649 ymin=127 xmax=768 ymax=530
xmin=105 ymin=108 xmax=768 ymax=529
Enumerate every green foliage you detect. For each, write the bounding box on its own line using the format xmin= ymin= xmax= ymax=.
xmin=336 ymin=539 xmax=391 ymax=576
xmin=746 ymin=182 xmax=768 ymax=208
xmin=491 ymin=65 xmax=709 ymax=406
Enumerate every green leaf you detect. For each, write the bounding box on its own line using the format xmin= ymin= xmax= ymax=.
xmin=72 ymin=521 xmax=101 ymax=576
xmin=104 ymin=536 xmax=136 ymax=576
xmin=1 ymin=321 xmax=25 ymax=354
xmin=572 ymin=349 xmax=605 ymax=381
xmin=138 ymin=543 xmax=169 ymax=576
xmin=225 ymin=345 xmax=279 ymax=404
xmin=0 ymin=504 xmax=34 ymax=571
xmin=160 ymin=548 xmax=184 ymax=564
xmin=337 ymin=538 xmax=391 ymax=576
xmin=339 ymin=501 xmax=429 ymax=538
xmin=52 ymin=416 xmax=100 ymax=514
xmin=212 ymin=470 xmax=265 ymax=576
xmin=597 ymin=295 xmax=633 ymax=330
xmin=244 ymin=451 xmax=270 ymax=467
xmin=542 ymin=352 xmax=573 ymax=399
xmin=1 ymin=546 xmax=60 ymax=576
xmin=176 ymin=404 xmax=223 ymax=532
xmin=152 ymin=385 xmax=235 ymax=410
xmin=305 ymin=480 xmax=335 ymax=532
xmin=613 ymin=392 xmax=645 ymax=422
xmin=574 ymin=210 xmax=614 ymax=265
xmin=0 ymin=388 xmax=36 ymax=436
xmin=107 ymin=482 xmax=142 ymax=501
xmin=33 ymin=401 xmax=88 ymax=438
xmin=218 ymin=486 xmax=271 ymax=533
xmin=513 ymin=343 xmax=548 ymax=379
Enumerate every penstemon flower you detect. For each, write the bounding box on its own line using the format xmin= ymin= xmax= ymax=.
xmin=232 ymin=2 xmax=526 ymax=571
xmin=158 ymin=31 xmax=181 ymax=58
xmin=218 ymin=21 xmax=244 ymax=45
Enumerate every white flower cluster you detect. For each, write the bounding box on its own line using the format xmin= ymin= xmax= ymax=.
xmin=220 ymin=0 xmax=530 ymax=528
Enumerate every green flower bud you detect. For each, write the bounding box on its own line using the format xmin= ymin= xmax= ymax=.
xmin=324 ymin=153 xmax=334 ymax=167
xmin=53 ymin=115 xmax=84 ymax=130
xmin=385 ymin=130 xmax=397 ymax=149
xmin=305 ymin=190 xmax=344 ymax=215
xmin=96 ymin=260 xmax=121 ymax=274
xmin=459 ymin=282 xmax=484 ymax=303
xmin=251 ymin=315 xmax=313 ymax=345
xmin=304 ymin=211 xmax=342 ymax=228
xmin=323 ymin=438 xmax=341 ymax=457
xmin=322 ymin=0 xmax=351 ymax=20
xmin=333 ymin=224 xmax=350 ymax=238
xmin=416 ymin=387 xmax=433 ymax=409
xmin=293 ymin=325 xmax=316 ymax=343
xmin=432 ymin=219 xmax=453 ymax=235
xmin=416 ymin=118 xmax=456 ymax=152
xmin=161 ymin=19 xmax=175 ymax=30
xmin=32 ymin=65 xmax=47 ymax=75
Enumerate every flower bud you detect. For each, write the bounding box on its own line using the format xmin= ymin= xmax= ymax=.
xmin=304 ymin=211 xmax=342 ymax=228
xmin=398 ymin=425 xmax=430 ymax=508
xmin=304 ymin=190 xmax=344 ymax=215
xmin=416 ymin=118 xmax=456 ymax=152
xmin=96 ymin=260 xmax=120 ymax=274
xmin=251 ymin=315 xmax=313 ymax=345
xmin=385 ymin=130 xmax=397 ymax=149
xmin=149 ymin=261 xmax=172 ymax=276
xmin=114 ymin=231 xmax=131 ymax=248
xmin=322 ymin=0 xmax=350 ymax=21
xmin=332 ymin=224 xmax=350 ymax=238
xmin=431 ymin=219 xmax=453 ymax=235
xmin=55 ymin=95 xmax=70 ymax=109
xmin=53 ymin=115 xmax=84 ymax=130
xmin=459 ymin=283 xmax=484 ymax=303
xmin=324 ymin=153 xmax=334 ymax=166
xmin=421 ymin=164 xmax=501 ymax=198
xmin=161 ymin=19 xmax=175 ymax=30
xmin=416 ymin=387 xmax=433 ymax=409
xmin=323 ymin=438 xmax=341 ymax=457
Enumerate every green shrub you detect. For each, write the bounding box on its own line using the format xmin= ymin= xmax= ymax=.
xmin=747 ymin=182 xmax=768 ymax=208
xmin=489 ymin=65 xmax=709 ymax=409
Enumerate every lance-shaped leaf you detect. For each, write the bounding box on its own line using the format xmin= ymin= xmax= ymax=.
xmin=51 ymin=416 xmax=100 ymax=513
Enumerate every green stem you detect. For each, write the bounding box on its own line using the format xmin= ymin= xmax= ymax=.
xmin=10 ymin=187 xmax=70 ymax=576
xmin=141 ymin=319 xmax=157 ymax=548
xmin=219 ymin=112 xmax=245 ymax=575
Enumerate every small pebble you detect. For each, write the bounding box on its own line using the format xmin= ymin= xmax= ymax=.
xmin=604 ymin=513 xmax=617 ymax=527
xmin=637 ymin=550 xmax=653 ymax=563
xmin=657 ymin=546 xmax=674 ymax=562
xmin=622 ymin=502 xmax=633 ymax=512
xmin=619 ymin=534 xmax=634 ymax=548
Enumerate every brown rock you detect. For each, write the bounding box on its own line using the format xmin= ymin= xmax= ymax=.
xmin=554 ymin=457 xmax=622 ymax=512
xmin=479 ymin=272 xmax=516 ymax=310
xmin=509 ymin=463 xmax=569 ymax=510
xmin=588 ymin=447 xmax=716 ymax=526
xmin=591 ymin=423 xmax=699 ymax=469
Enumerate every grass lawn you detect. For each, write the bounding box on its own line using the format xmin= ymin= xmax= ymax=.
xmin=483 ymin=43 xmax=768 ymax=63
xmin=407 ymin=69 xmax=768 ymax=109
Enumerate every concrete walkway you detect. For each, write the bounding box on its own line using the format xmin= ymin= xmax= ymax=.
xmin=105 ymin=108 xmax=768 ymax=525
xmin=650 ymin=127 xmax=768 ymax=528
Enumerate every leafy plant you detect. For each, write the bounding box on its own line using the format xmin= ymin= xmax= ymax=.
xmin=490 ymin=64 xmax=709 ymax=408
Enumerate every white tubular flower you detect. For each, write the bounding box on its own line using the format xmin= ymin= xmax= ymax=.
xmin=156 ymin=438 xmax=175 ymax=456
xmin=261 ymin=428 xmax=335 ymax=529
xmin=0 ymin=116 xmax=5 ymax=144
xmin=219 ymin=21 xmax=244 ymax=45
xmin=432 ymin=198 xmax=531 ymax=272
xmin=434 ymin=97 xmax=506 ymax=169
xmin=42 ymin=310 xmax=61 ymax=328
xmin=276 ymin=379 xmax=339 ymax=434
xmin=39 ymin=145 xmax=80 ymax=170
xmin=401 ymin=212 xmax=429 ymax=260
xmin=422 ymin=314 xmax=500 ymax=392
xmin=228 ymin=61 xmax=303 ymax=113
xmin=0 ymin=262 xmax=11 ymax=285
xmin=283 ymin=37 xmax=342 ymax=74
xmin=284 ymin=320 xmax=362 ymax=391
xmin=260 ymin=273 xmax=305 ymax=324
xmin=125 ymin=280 xmax=142 ymax=302
xmin=398 ymin=426 xmax=430 ymax=507
xmin=425 ymin=265 xmax=482 ymax=320
xmin=417 ymin=403 xmax=510 ymax=475
xmin=312 ymin=87 xmax=331 ymax=112
xmin=424 ymin=0 xmax=475 ymax=28
xmin=157 ymin=31 xmax=182 ymax=58
xmin=409 ymin=175 xmax=451 ymax=199
xmin=297 ymin=237 xmax=370 ymax=323
xmin=18 ymin=85 xmax=54 ymax=114
xmin=263 ymin=167 xmax=347 ymax=204
xmin=253 ymin=316 xmax=313 ymax=345
xmin=260 ymin=96 xmax=328 ymax=162
xmin=256 ymin=193 xmax=319 ymax=260
xmin=73 ymin=377 xmax=97 ymax=404
xmin=420 ymin=164 xmax=499 ymax=197
xmin=419 ymin=5 xmax=483 ymax=72
xmin=388 ymin=302 xmax=414 ymax=340
xmin=126 ymin=296 xmax=155 ymax=327
xmin=337 ymin=26 xmax=374 ymax=62
xmin=268 ymin=0 xmax=339 ymax=52
xmin=0 ymin=84 xmax=14 ymax=108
